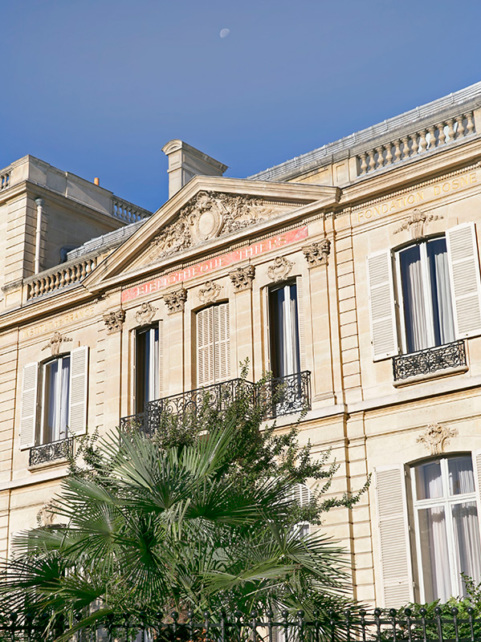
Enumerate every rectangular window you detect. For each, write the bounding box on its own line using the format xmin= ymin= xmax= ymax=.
xmin=135 ymin=325 xmax=159 ymax=413
xmin=411 ymin=455 xmax=481 ymax=602
xmin=42 ymin=355 xmax=70 ymax=444
xmin=396 ymin=237 xmax=455 ymax=353
xmin=269 ymin=282 xmax=300 ymax=377
xmin=196 ymin=303 xmax=230 ymax=387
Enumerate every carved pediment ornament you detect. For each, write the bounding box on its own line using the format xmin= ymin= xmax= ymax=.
xmin=303 ymin=239 xmax=331 ymax=267
xmin=229 ymin=265 xmax=255 ymax=291
xmin=103 ymin=309 xmax=126 ymax=334
xmin=417 ymin=423 xmax=457 ymax=456
xmin=163 ymin=287 xmax=187 ymax=314
xmin=267 ymin=256 xmax=294 ymax=282
xmin=150 ymin=191 xmax=272 ymax=261
xmin=394 ymin=208 xmax=442 ymax=239
xmin=37 ymin=504 xmax=55 ymax=527
xmin=199 ymin=280 xmax=222 ymax=304
xmin=42 ymin=332 xmax=73 ymax=356
xmin=135 ymin=302 xmax=157 ymax=326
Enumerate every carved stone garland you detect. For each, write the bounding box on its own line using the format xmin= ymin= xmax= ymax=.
xmin=163 ymin=287 xmax=187 ymax=314
xmin=229 ymin=265 xmax=255 ymax=291
xmin=417 ymin=423 xmax=458 ymax=456
xmin=199 ymin=281 xmax=222 ymax=304
xmin=135 ymin=302 xmax=157 ymax=326
xmin=267 ymin=256 xmax=294 ymax=282
xmin=394 ymin=208 xmax=442 ymax=239
xmin=103 ymin=309 xmax=126 ymax=334
xmin=42 ymin=332 xmax=73 ymax=356
xmin=303 ymin=239 xmax=331 ymax=267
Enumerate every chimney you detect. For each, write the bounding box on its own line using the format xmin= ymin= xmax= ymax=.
xmin=94 ymin=177 xmax=100 ymax=186
xmin=162 ymin=140 xmax=228 ymax=199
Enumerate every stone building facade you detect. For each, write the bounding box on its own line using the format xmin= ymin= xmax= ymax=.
xmin=3 ymin=82 xmax=481 ymax=608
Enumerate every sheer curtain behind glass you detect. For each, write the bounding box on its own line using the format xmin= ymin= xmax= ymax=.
xmin=269 ymin=283 xmax=300 ymax=378
xmin=413 ymin=456 xmax=481 ymax=602
xmin=136 ymin=326 xmax=159 ymax=414
xmin=43 ymin=356 xmax=70 ymax=443
xmin=399 ymin=238 xmax=454 ymax=353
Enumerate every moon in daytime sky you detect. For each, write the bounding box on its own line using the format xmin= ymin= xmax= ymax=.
xmin=219 ymin=28 xmax=230 ymax=38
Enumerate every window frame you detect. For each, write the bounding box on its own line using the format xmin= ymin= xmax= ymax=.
xmin=134 ymin=323 xmax=160 ymax=414
xmin=410 ymin=454 xmax=481 ymax=603
xmin=268 ymin=280 xmax=301 ymax=378
xmin=40 ymin=353 xmax=71 ymax=445
xmin=394 ymin=235 xmax=455 ymax=355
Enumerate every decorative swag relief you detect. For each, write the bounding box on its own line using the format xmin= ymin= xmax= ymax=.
xmin=417 ymin=422 xmax=458 ymax=455
xmin=149 ymin=192 xmax=290 ymax=261
xmin=135 ymin=302 xmax=157 ymax=326
xmin=394 ymin=208 xmax=443 ymax=239
xmin=42 ymin=332 xmax=72 ymax=356
xmin=199 ymin=281 xmax=222 ymax=304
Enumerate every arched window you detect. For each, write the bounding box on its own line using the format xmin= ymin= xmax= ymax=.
xmin=411 ymin=455 xmax=481 ymax=602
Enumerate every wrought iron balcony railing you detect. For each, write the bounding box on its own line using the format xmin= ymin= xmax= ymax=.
xmin=29 ymin=437 xmax=74 ymax=467
xmin=120 ymin=371 xmax=311 ymax=436
xmin=393 ymin=340 xmax=467 ymax=382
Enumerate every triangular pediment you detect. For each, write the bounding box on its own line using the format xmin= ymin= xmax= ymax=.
xmin=85 ymin=176 xmax=340 ymax=291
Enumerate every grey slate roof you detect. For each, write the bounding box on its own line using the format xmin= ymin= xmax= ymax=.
xmin=66 ymin=218 xmax=148 ymax=261
xmin=248 ymin=81 xmax=481 ymax=183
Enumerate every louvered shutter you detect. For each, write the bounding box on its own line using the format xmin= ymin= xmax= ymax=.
xmin=68 ymin=347 xmax=88 ymax=436
xmin=20 ymin=363 xmax=39 ymax=450
xmin=197 ymin=307 xmax=214 ymax=386
xmin=375 ymin=466 xmax=413 ymax=607
xmin=446 ymin=223 xmax=481 ymax=338
xmin=471 ymin=450 xmax=481 ymax=544
xmin=367 ymin=251 xmax=398 ymax=360
xmin=214 ymin=303 xmax=230 ymax=383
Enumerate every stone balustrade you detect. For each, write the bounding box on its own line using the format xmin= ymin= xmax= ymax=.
xmin=356 ymin=111 xmax=476 ymax=176
xmin=0 ymin=169 xmax=11 ymax=190
xmin=112 ymin=197 xmax=151 ymax=224
xmin=26 ymin=255 xmax=99 ymax=300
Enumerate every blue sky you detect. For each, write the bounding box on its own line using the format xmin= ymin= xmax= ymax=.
xmin=1 ymin=0 xmax=481 ymax=212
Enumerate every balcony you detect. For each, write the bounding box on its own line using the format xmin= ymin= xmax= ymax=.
xmin=29 ymin=437 xmax=74 ymax=467
xmin=392 ymin=340 xmax=467 ymax=382
xmin=120 ymin=371 xmax=311 ymax=436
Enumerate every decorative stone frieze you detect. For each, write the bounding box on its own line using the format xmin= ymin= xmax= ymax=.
xmin=302 ymin=239 xmax=331 ymax=267
xmin=267 ymin=256 xmax=294 ymax=282
xmin=135 ymin=302 xmax=157 ymax=326
xmin=150 ymin=191 xmax=283 ymax=261
xmin=417 ymin=423 xmax=457 ymax=455
xmin=394 ymin=208 xmax=442 ymax=239
xmin=42 ymin=331 xmax=72 ymax=356
xmin=199 ymin=280 xmax=222 ymax=304
xmin=229 ymin=265 xmax=255 ymax=291
xmin=103 ymin=309 xmax=126 ymax=334
xmin=163 ymin=287 xmax=187 ymax=314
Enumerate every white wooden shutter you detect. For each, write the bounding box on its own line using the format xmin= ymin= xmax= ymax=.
xmin=197 ymin=307 xmax=214 ymax=386
xmin=367 ymin=250 xmax=399 ymax=360
xmin=20 ymin=362 xmax=39 ymax=450
xmin=471 ymin=450 xmax=481 ymax=544
xmin=375 ymin=466 xmax=413 ymax=607
xmin=446 ymin=223 xmax=481 ymax=338
xmin=68 ymin=346 xmax=89 ymax=436
xmin=214 ymin=303 xmax=230 ymax=383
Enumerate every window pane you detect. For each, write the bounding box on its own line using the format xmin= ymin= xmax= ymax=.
xmin=415 ymin=460 xmax=443 ymax=500
xmin=136 ymin=326 xmax=159 ymax=412
xmin=452 ymin=502 xmax=481 ymax=595
xmin=269 ymin=284 xmax=300 ymax=378
xmin=399 ymin=245 xmax=429 ymax=352
xmin=59 ymin=356 xmax=70 ymax=440
xmin=45 ymin=360 xmax=59 ymax=442
xmin=427 ymin=238 xmax=455 ymax=346
xmin=448 ymin=456 xmax=475 ymax=495
xmin=418 ymin=506 xmax=452 ymax=602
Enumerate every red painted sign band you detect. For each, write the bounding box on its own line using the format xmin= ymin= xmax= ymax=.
xmin=121 ymin=226 xmax=308 ymax=303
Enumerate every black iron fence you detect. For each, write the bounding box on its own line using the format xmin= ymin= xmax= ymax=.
xmin=120 ymin=371 xmax=311 ymax=436
xmin=1 ymin=608 xmax=480 ymax=641
xmin=393 ymin=340 xmax=466 ymax=382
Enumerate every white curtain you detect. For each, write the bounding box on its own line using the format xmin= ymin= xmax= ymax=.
xmin=45 ymin=356 xmax=70 ymax=442
xmin=429 ymin=240 xmax=455 ymax=345
xmin=420 ymin=506 xmax=452 ymax=602
xmin=400 ymin=246 xmax=428 ymax=352
xmin=448 ymin=456 xmax=475 ymax=495
xmin=452 ymin=502 xmax=481 ymax=594
xmin=416 ymin=461 xmax=443 ymax=500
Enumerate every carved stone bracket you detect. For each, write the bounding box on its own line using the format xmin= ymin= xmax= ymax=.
xmin=303 ymin=239 xmax=331 ymax=267
xmin=417 ymin=422 xmax=458 ymax=455
xmin=163 ymin=287 xmax=187 ymax=314
xmin=229 ymin=265 xmax=255 ymax=292
xmin=267 ymin=256 xmax=294 ymax=282
xmin=199 ymin=280 xmax=222 ymax=304
xmin=42 ymin=331 xmax=73 ymax=356
xmin=135 ymin=302 xmax=157 ymax=326
xmin=394 ymin=208 xmax=442 ymax=239
xmin=103 ymin=309 xmax=126 ymax=334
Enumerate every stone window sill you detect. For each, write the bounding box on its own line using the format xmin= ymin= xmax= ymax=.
xmin=393 ymin=364 xmax=468 ymax=387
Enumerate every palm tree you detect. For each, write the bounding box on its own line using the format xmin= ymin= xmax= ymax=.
xmin=0 ymin=423 xmax=353 ymax=639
